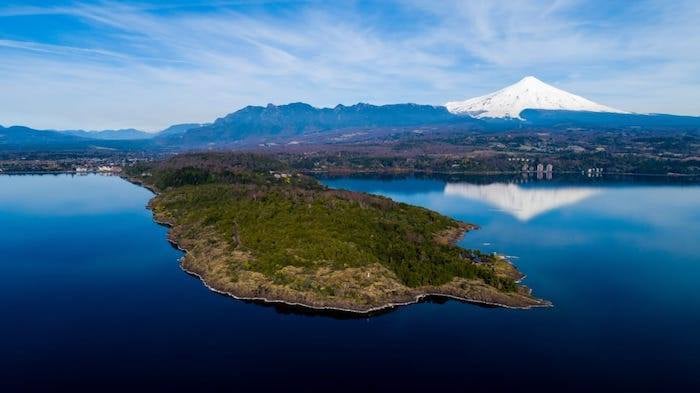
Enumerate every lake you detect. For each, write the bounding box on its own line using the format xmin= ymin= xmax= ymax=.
xmin=2 ymin=173 xmax=699 ymax=392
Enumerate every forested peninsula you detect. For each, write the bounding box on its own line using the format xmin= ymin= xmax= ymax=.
xmin=125 ymin=153 xmax=549 ymax=313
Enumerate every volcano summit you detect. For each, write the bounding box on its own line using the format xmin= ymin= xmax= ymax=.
xmin=445 ymin=76 xmax=626 ymax=119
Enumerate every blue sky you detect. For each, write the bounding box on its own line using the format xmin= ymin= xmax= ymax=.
xmin=1 ymin=0 xmax=699 ymax=131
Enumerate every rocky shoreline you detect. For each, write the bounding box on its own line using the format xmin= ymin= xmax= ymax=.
xmin=152 ymin=209 xmax=549 ymax=314
xmin=179 ymin=260 xmax=552 ymax=315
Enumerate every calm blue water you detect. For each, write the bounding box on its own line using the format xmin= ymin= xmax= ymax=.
xmin=2 ymin=174 xmax=700 ymax=392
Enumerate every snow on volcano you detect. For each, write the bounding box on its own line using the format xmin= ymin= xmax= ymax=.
xmin=445 ymin=76 xmax=626 ymax=119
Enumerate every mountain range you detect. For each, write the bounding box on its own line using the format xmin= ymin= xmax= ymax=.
xmin=0 ymin=123 xmax=204 ymax=150
xmin=157 ymin=102 xmax=471 ymax=147
xmin=3 ymin=76 xmax=700 ymax=151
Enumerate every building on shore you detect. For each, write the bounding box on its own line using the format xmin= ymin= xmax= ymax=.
xmin=97 ymin=166 xmax=122 ymax=173
xmin=585 ymin=168 xmax=604 ymax=177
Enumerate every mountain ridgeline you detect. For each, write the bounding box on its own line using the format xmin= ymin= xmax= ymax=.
xmin=0 ymin=125 xmax=87 ymax=148
xmin=4 ymin=75 xmax=700 ymax=152
xmin=157 ymin=102 xmax=474 ymax=146
xmin=0 ymin=123 xmax=204 ymax=151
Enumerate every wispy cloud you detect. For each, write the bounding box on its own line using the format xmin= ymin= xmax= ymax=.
xmin=0 ymin=0 xmax=698 ymax=130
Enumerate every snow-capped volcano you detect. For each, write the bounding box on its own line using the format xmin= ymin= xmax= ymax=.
xmin=445 ymin=76 xmax=626 ymax=119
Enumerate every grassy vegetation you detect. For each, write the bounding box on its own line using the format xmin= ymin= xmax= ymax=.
xmin=127 ymin=153 xmax=516 ymax=292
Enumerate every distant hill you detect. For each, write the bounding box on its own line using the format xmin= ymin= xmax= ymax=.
xmin=158 ymin=102 xmax=475 ymax=146
xmin=60 ymin=128 xmax=154 ymax=140
xmin=58 ymin=124 xmax=207 ymax=140
xmin=1 ymin=125 xmax=88 ymax=148
xmin=0 ymin=125 xmax=153 ymax=151
xmin=0 ymin=122 xmax=205 ymax=151
xmin=157 ymin=123 xmax=207 ymax=137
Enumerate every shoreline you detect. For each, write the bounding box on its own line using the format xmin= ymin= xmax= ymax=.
xmin=2 ymin=168 xmax=699 ymax=179
xmin=160 ymin=215 xmax=551 ymax=314
xmin=179 ymin=257 xmax=551 ymax=315
xmin=140 ymin=185 xmax=551 ymax=315
xmin=302 ymin=168 xmax=700 ymax=178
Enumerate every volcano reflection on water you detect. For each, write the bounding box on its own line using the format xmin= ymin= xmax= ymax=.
xmin=443 ymin=183 xmax=600 ymax=221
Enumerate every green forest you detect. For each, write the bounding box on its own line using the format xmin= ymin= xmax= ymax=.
xmin=127 ymin=153 xmax=516 ymax=291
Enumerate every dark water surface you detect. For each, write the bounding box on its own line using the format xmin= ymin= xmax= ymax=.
xmin=2 ymin=174 xmax=699 ymax=392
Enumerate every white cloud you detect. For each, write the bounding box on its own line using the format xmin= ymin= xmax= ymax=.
xmin=0 ymin=0 xmax=698 ymax=130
